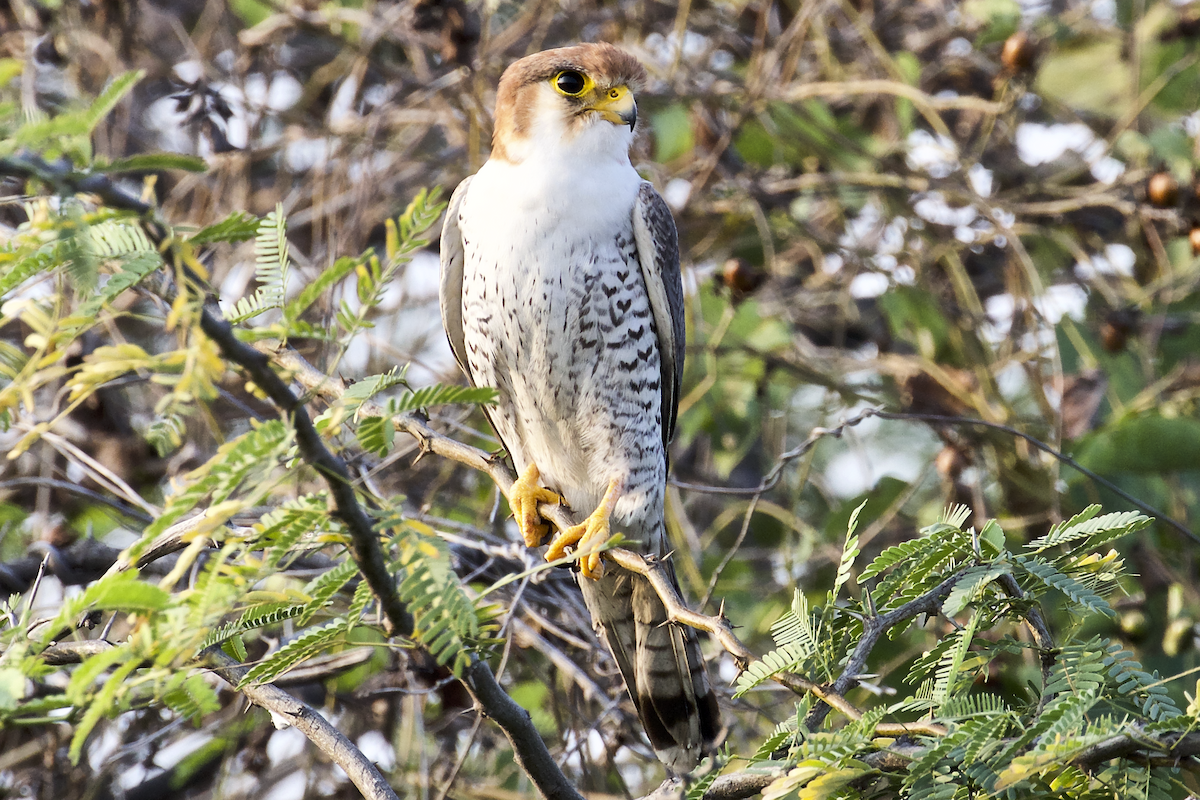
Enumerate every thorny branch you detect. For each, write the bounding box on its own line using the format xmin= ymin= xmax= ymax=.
xmin=207 ymin=648 xmax=402 ymax=800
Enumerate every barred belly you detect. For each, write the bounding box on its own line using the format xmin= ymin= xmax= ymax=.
xmin=459 ymin=215 xmax=665 ymax=546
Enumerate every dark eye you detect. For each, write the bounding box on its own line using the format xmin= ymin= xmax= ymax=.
xmin=554 ymin=70 xmax=587 ymax=96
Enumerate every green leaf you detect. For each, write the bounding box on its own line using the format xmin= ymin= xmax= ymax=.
xmin=391 ymin=383 xmax=498 ymax=414
xmin=833 ymin=500 xmax=866 ymax=600
xmin=1034 ymin=36 xmax=1131 ymax=116
xmin=942 ymin=564 xmax=1010 ymax=617
xmin=90 ymin=572 xmax=170 ymax=612
xmin=861 ymin=535 xmax=934 ymax=582
xmin=0 ymin=58 xmax=22 ymax=88
xmin=356 ymin=414 xmax=395 ymax=456
xmin=1017 ymin=556 xmax=1113 ymax=615
xmin=188 ymin=211 xmax=261 ymax=245
xmin=1027 ymin=506 xmax=1150 ymax=553
xmin=0 ymin=668 xmax=25 ymax=711
xmin=98 ymin=153 xmax=207 ymax=173
xmin=230 ymin=0 xmax=274 ymax=26
xmin=933 ymin=611 xmax=979 ymax=711
xmin=735 ymin=591 xmax=819 ymax=696
xmin=284 ymin=254 xmax=363 ymax=321
xmin=201 ymin=602 xmax=306 ymax=650
xmin=70 ymin=657 xmax=138 ymax=763
xmin=84 ymin=71 xmax=144 ymax=131
xmin=240 ymin=619 xmax=350 ymax=685
xmin=137 ymin=420 xmax=292 ymax=551
xmin=163 ymin=673 xmax=221 ymax=723
xmin=343 ymin=367 xmax=408 ymax=405
xmin=225 ymin=204 xmax=288 ymax=323
xmin=652 ymin=103 xmax=695 ymax=163
xmin=298 ymin=559 xmax=359 ymax=626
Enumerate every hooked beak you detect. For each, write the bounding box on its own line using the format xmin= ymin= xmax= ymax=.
xmin=589 ymin=85 xmax=637 ymax=130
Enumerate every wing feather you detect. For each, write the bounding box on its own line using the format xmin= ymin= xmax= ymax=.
xmin=631 ymin=182 xmax=685 ymax=446
xmin=439 ymin=176 xmax=474 ymax=377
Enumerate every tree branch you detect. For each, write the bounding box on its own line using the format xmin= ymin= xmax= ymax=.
xmin=803 ymin=569 xmax=971 ymax=731
xmin=205 ymin=648 xmax=400 ymax=800
xmin=997 ymin=572 xmax=1057 ymax=693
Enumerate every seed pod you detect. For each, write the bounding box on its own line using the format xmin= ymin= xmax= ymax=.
xmin=721 ymin=258 xmax=766 ymax=298
xmin=1001 ymin=31 xmax=1037 ymax=73
xmin=1190 ymin=228 xmax=1200 ymax=256
xmin=1147 ymin=171 xmax=1179 ymax=207
xmin=1100 ymin=308 xmax=1139 ymax=353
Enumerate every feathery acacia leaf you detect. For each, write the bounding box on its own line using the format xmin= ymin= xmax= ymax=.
xmin=1017 ymin=556 xmax=1113 ymax=615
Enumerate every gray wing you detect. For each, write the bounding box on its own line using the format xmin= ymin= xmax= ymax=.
xmin=439 ymin=176 xmax=474 ymax=378
xmin=631 ymin=182 xmax=686 ymax=445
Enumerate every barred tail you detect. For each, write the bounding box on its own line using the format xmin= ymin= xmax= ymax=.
xmin=579 ymin=563 xmax=721 ymax=772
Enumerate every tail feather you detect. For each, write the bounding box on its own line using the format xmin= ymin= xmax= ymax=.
xmin=579 ymin=564 xmax=721 ymax=772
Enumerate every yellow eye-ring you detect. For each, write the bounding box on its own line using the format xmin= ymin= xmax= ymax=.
xmin=554 ymin=70 xmax=588 ymax=96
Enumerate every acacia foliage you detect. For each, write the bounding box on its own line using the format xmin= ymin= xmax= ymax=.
xmin=737 ymin=504 xmax=1194 ymax=800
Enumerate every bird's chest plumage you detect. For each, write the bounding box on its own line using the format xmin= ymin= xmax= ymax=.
xmin=457 ymin=160 xmax=665 ymax=524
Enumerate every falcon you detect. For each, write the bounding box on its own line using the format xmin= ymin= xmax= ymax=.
xmin=439 ymin=43 xmax=720 ymax=771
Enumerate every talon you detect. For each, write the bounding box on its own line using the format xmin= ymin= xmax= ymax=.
xmin=546 ymin=479 xmax=621 ymax=580
xmin=509 ymin=464 xmax=561 ymax=547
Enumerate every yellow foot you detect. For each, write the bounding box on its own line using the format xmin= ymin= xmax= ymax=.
xmin=545 ymin=480 xmax=621 ymax=580
xmin=509 ymin=464 xmax=561 ymax=547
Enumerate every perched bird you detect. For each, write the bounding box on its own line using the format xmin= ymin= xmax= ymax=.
xmin=439 ymin=43 xmax=720 ymax=771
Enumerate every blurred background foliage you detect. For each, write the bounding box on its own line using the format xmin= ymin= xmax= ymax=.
xmin=2 ymin=0 xmax=1200 ymax=797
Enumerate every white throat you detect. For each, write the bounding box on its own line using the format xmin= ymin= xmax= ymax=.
xmin=470 ymin=85 xmax=643 ymax=236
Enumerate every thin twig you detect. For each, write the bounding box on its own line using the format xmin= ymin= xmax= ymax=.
xmin=0 ymin=478 xmax=155 ymax=524
xmin=872 ymin=410 xmax=1198 ymax=544
xmin=669 ymin=406 xmax=1197 ymax=545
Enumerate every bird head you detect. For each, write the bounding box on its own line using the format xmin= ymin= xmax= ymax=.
xmin=491 ymin=43 xmax=647 ymax=164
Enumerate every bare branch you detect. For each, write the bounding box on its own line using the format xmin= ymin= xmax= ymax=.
xmin=1073 ymin=730 xmax=1200 ymax=769
xmin=206 ymin=648 xmax=401 ymax=800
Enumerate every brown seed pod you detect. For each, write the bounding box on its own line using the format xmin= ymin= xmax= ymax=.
xmin=1001 ymin=31 xmax=1038 ymax=73
xmin=1099 ymin=308 xmax=1140 ymax=353
xmin=1147 ymin=171 xmax=1179 ymax=207
xmin=1099 ymin=321 xmax=1127 ymax=353
xmin=1190 ymin=227 xmax=1200 ymax=256
xmin=721 ymin=258 xmax=766 ymax=298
